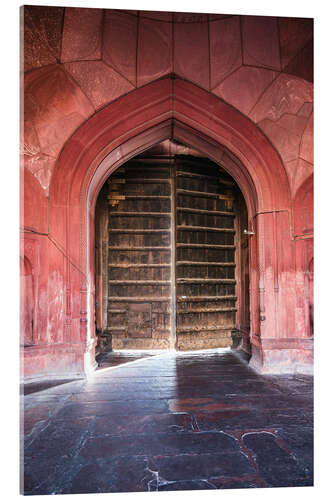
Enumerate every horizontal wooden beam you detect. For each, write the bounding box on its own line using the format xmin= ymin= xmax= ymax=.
xmin=109 ymin=228 xmax=170 ymax=233
xmin=109 ymin=246 xmax=171 ymax=251
xmin=177 ymin=225 xmax=235 ymax=233
xmin=124 ymin=178 xmax=171 ymax=184
xmin=109 ymin=212 xmax=171 ymax=217
xmin=109 ymin=280 xmax=171 ymax=285
xmin=176 ymin=170 xmax=221 ymax=180
xmin=176 ymin=278 xmax=236 ymax=284
xmin=108 ymin=263 xmax=171 ymax=268
xmin=176 ymin=243 xmax=235 ymax=249
xmin=176 ymin=261 xmax=236 ymax=266
xmin=177 ymin=188 xmax=222 ymax=199
xmin=121 ymin=195 xmax=170 ymax=199
xmin=108 ymin=297 xmax=170 ymax=302
xmin=176 ymin=207 xmax=235 ymax=216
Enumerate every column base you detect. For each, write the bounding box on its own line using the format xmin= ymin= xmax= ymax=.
xmin=249 ymin=337 xmax=313 ymax=374
xmin=22 ymin=342 xmax=92 ymax=380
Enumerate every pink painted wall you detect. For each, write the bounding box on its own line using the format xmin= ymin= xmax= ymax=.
xmin=21 ymin=7 xmax=313 ymax=377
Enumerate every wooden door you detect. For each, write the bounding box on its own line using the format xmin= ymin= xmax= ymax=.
xmin=175 ymin=157 xmax=236 ymax=350
xmin=106 ymin=155 xmax=236 ymax=350
xmin=107 ymin=159 xmax=173 ymax=349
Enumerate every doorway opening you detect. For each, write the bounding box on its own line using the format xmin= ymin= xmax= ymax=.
xmin=94 ymin=140 xmax=249 ymax=359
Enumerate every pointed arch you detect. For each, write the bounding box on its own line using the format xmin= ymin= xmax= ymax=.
xmin=48 ymin=76 xmax=301 ymax=375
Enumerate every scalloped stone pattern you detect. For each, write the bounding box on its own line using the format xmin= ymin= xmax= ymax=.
xmin=22 ymin=6 xmax=313 ymax=197
xmin=61 ymin=7 xmax=103 ymax=62
xmin=213 ymin=66 xmax=277 ymax=116
xmin=137 ymin=17 xmax=172 ymax=87
xmin=64 ymin=61 xmax=134 ymax=110
xmin=23 ymin=5 xmax=64 ymax=72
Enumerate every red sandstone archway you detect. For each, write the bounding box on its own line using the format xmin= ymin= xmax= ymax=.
xmin=50 ymin=76 xmax=298 ymax=375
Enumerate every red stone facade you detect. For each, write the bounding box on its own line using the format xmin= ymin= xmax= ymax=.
xmin=21 ymin=7 xmax=313 ymax=378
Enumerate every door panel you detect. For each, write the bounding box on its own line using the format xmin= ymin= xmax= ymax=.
xmin=106 ymin=155 xmax=236 ymax=350
xmin=175 ymin=157 xmax=236 ymax=350
xmin=107 ymin=160 xmax=172 ymax=349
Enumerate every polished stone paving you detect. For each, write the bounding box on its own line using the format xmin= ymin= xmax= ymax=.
xmin=22 ymin=349 xmax=313 ymax=494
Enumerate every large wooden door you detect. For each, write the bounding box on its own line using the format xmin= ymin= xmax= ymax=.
xmin=107 ymin=159 xmax=173 ymax=349
xmin=175 ymin=157 xmax=236 ymax=349
xmin=106 ymin=155 xmax=236 ymax=350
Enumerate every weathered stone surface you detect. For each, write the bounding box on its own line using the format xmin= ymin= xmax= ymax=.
xmin=23 ymin=456 xmax=73 ymax=495
xmin=64 ymin=61 xmax=134 ymax=110
xmin=300 ymin=112 xmax=314 ymax=164
xmin=22 ymin=112 xmax=40 ymax=159
xmin=22 ymin=351 xmax=313 ymax=494
xmin=195 ymin=407 xmax=312 ymax=431
xmin=63 ymin=462 xmax=111 ymax=494
xmin=258 ymin=113 xmax=309 ymax=163
xmin=92 ymin=413 xmax=194 ymax=436
xmin=242 ymin=431 xmax=311 ymax=487
xmin=24 ymin=405 xmax=49 ymax=436
xmin=242 ymin=16 xmax=281 ymax=70
xmin=149 ymin=451 xmax=255 ymax=481
xmin=137 ymin=17 xmax=172 ymax=87
xmin=276 ymin=426 xmax=313 ymax=474
xmin=25 ymin=416 xmax=93 ymax=459
xmin=22 ymin=168 xmax=49 ymax=231
xmin=209 ymin=17 xmax=242 ymax=88
xmin=23 ymin=378 xmax=84 ymax=396
xmin=61 ymin=7 xmax=103 ymax=62
xmin=283 ymin=39 xmax=313 ymax=83
xmin=213 ymin=66 xmax=277 ymax=116
xmin=210 ymin=476 xmax=266 ymax=489
xmin=57 ymin=399 xmax=169 ymax=419
xmin=297 ymin=102 xmax=313 ymax=118
xmin=23 ymin=5 xmax=64 ymax=72
xmin=24 ymin=65 xmax=94 ymax=159
xmin=24 ymin=153 xmax=55 ymax=192
xmin=174 ymin=12 xmax=208 ymax=23
xmin=158 ymin=480 xmax=216 ymax=490
xmin=80 ymin=430 xmax=239 ymax=458
xmin=22 ymin=108 xmax=55 ymax=191
xmin=174 ymin=20 xmax=209 ymax=89
xmin=140 ymin=11 xmax=172 ymax=21
xmin=103 ymin=11 xmax=137 ymax=85
xmin=249 ymin=73 xmax=313 ymax=123
xmin=208 ymin=14 xmax=234 ymax=21
xmin=64 ymin=457 xmax=156 ymax=494
xmin=279 ymin=17 xmax=313 ymax=69
xmin=287 ymin=158 xmax=314 ymax=198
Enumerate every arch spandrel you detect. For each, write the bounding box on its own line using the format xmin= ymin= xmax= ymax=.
xmin=50 ymin=76 xmax=290 ymax=217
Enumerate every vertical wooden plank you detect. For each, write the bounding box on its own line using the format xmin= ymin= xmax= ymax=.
xmin=175 ymin=156 xmax=236 ymax=350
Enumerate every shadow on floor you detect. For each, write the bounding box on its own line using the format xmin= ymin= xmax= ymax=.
xmin=22 ymin=378 xmax=83 ymax=396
